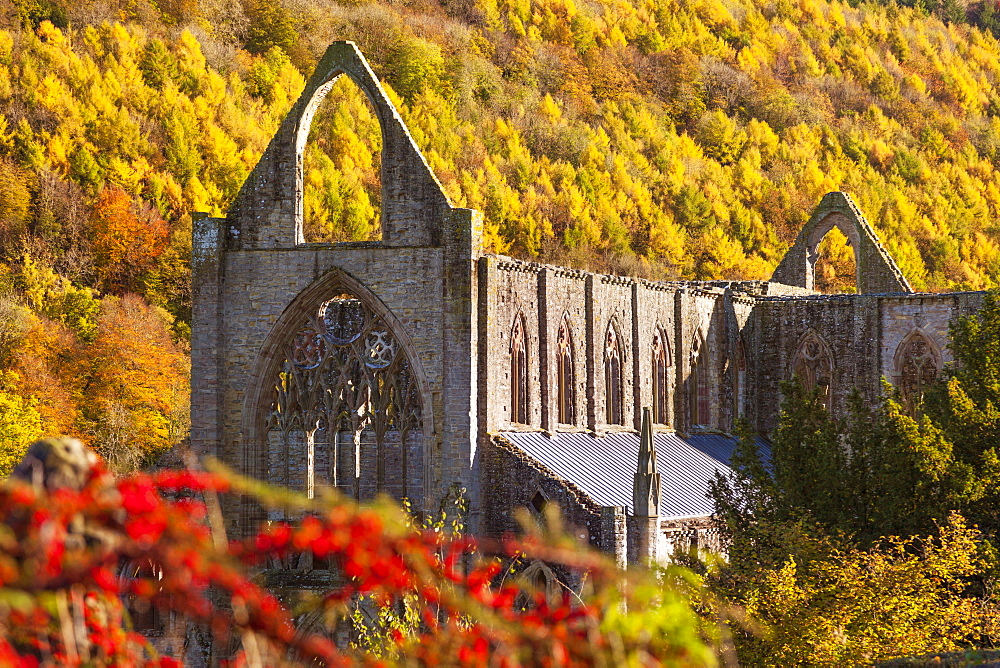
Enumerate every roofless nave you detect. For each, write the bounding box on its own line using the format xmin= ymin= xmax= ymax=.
xmin=190 ymin=41 xmax=984 ymax=568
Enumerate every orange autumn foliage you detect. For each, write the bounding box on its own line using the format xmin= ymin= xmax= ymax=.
xmin=79 ymin=295 xmax=189 ymax=466
xmin=10 ymin=312 xmax=83 ymax=435
xmin=90 ymin=188 xmax=169 ymax=294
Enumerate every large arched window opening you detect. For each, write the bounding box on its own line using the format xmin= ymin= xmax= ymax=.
xmin=302 ymin=76 xmax=383 ymax=243
xmin=804 ymin=212 xmax=861 ymax=293
xmin=792 ymin=330 xmax=834 ymax=411
xmin=605 ymin=324 xmax=623 ymax=425
xmin=813 ymin=226 xmax=857 ymax=294
xmin=557 ymin=318 xmax=576 ymax=425
xmin=689 ymin=336 xmax=710 ymax=428
xmin=265 ymin=291 xmax=423 ymax=511
xmin=652 ymin=328 xmax=671 ymax=426
xmin=894 ymin=330 xmax=942 ymax=415
xmin=511 ymin=314 xmax=528 ymax=424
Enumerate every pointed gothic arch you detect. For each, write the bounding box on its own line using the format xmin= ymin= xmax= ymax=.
xmin=226 ymin=41 xmax=451 ymax=250
xmin=734 ymin=337 xmax=747 ymax=421
xmin=688 ymin=332 xmax=710 ymax=428
xmin=792 ymin=329 xmax=834 ymax=410
xmin=241 ymin=268 xmax=432 ymax=527
xmin=557 ymin=316 xmax=576 ymax=425
xmin=652 ymin=326 xmax=672 ymax=426
xmin=771 ymin=192 xmax=911 ymax=294
xmin=893 ymin=329 xmax=942 ymax=414
xmin=302 ymin=75 xmax=383 ymax=243
xmin=510 ymin=313 xmax=528 ymax=424
xmin=519 ymin=560 xmax=558 ymax=600
xmin=604 ymin=321 xmax=624 ymax=425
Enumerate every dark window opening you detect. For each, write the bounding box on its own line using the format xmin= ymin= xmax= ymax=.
xmin=557 ymin=320 xmax=575 ymax=425
xmin=531 ymin=491 xmax=547 ymax=514
xmin=689 ymin=343 xmax=710 ymax=428
xmin=511 ymin=316 xmax=528 ymax=424
xmin=652 ymin=330 xmax=671 ymax=425
xmin=605 ymin=326 xmax=623 ymax=425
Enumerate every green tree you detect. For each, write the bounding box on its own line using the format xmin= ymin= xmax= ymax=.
xmin=924 ymin=290 xmax=1000 ymax=535
xmin=713 ymin=378 xmax=975 ymax=547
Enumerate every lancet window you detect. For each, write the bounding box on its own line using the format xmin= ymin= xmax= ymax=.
xmin=510 ymin=315 xmax=528 ymax=424
xmin=894 ymin=330 xmax=941 ymax=414
xmin=265 ymin=292 xmax=423 ymax=512
xmin=734 ymin=339 xmax=747 ymax=421
xmin=605 ymin=324 xmax=623 ymax=425
xmin=652 ymin=329 xmax=671 ymax=426
xmin=557 ymin=319 xmax=575 ymax=425
xmin=792 ymin=330 xmax=833 ymax=411
xmin=689 ymin=338 xmax=710 ymax=428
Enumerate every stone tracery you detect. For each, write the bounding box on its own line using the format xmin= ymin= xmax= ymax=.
xmin=792 ymin=330 xmax=834 ymax=410
xmin=894 ymin=329 xmax=941 ymax=414
xmin=266 ymin=293 xmax=423 ymax=511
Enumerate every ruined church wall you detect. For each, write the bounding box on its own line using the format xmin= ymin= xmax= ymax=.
xmin=478 ymin=258 xmax=543 ymax=431
xmin=750 ymin=295 xmax=881 ymax=434
xmin=634 ymin=283 xmax=679 ymax=429
xmin=479 ymin=258 xmax=757 ymax=436
xmin=192 ymin=235 xmax=481 ymax=534
xmin=480 ymin=437 xmax=607 ymax=551
xmin=590 ymin=276 xmax=636 ymax=432
xmin=749 ymin=291 xmax=986 ymax=435
xmin=673 ymin=288 xmax=727 ymax=432
xmin=879 ymin=293 xmax=984 ymax=381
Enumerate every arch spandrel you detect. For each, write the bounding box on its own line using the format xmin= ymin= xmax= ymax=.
xmin=240 ymin=267 xmax=434 ymax=519
xmin=225 ymin=41 xmax=452 ymax=250
xmin=771 ymin=192 xmax=911 ymax=294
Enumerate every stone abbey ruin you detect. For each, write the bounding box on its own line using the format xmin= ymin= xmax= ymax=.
xmin=191 ymin=42 xmax=985 ymax=568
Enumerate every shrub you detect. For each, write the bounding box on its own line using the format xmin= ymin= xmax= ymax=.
xmin=0 ymin=438 xmax=719 ymax=665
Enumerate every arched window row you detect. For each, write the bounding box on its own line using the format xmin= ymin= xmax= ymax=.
xmin=505 ymin=317 xmax=747 ymax=430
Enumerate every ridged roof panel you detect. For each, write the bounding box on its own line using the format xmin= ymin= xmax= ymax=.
xmin=498 ymin=431 xmax=767 ymax=519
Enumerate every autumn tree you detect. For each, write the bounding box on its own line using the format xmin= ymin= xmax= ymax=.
xmin=79 ymin=294 xmax=189 ymax=472
xmin=89 ymin=187 xmax=169 ymax=295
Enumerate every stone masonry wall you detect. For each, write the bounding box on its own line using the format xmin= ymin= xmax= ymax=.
xmin=750 ymin=292 xmax=986 ymax=435
xmin=480 ymin=259 xmax=749 ymax=436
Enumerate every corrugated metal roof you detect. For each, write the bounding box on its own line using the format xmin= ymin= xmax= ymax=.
xmin=498 ymin=431 xmax=767 ymax=519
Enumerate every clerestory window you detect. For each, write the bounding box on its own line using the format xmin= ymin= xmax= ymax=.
xmin=557 ymin=318 xmax=575 ymax=425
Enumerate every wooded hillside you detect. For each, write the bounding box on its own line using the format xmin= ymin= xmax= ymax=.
xmin=2 ymin=0 xmax=1000 ymax=466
